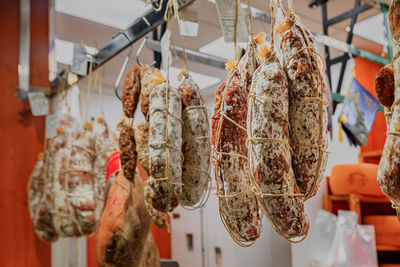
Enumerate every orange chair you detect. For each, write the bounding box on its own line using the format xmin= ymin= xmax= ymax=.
xmin=324 ymin=163 xmax=400 ymax=265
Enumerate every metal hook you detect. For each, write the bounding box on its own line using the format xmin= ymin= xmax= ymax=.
xmin=114 ymin=45 xmax=134 ymax=101
xmin=136 ymin=36 xmax=157 ymax=67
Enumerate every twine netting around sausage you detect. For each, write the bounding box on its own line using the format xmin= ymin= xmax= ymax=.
xmin=211 ymin=68 xmax=260 ymax=248
xmin=54 ymin=148 xmax=92 ymax=236
xmin=180 ymin=100 xmax=213 ymax=211
xmin=280 ymin=8 xmax=329 ymax=201
xmin=31 ymin=152 xmax=55 ymax=242
xmin=246 ymin=52 xmax=308 ymax=243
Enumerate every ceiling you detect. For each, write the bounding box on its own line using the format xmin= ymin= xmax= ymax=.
xmin=55 ymin=0 xmax=389 ymax=99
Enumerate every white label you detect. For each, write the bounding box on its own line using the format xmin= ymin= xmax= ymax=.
xmin=215 ymin=0 xmax=248 ymax=43
xmin=160 ymin=29 xmax=172 ymax=71
xmin=28 ymin=91 xmax=49 ymax=116
xmin=179 ymin=20 xmax=199 ymax=37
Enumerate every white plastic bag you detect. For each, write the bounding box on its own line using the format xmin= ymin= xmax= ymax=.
xmin=326 ymin=210 xmax=378 ymax=267
xmin=310 ymin=210 xmax=337 ymax=266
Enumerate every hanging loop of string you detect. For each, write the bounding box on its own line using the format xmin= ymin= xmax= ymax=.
xmin=84 ymin=61 xmax=93 ymax=123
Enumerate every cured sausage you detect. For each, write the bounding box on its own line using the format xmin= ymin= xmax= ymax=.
xmin=27 ymin=152 xmax=59 ymax=242
xmin=178 ymin=75 xmax=211 ymax=207
xmin=134 ymin=121 xmax=150 ymax=174
xmin=212 ymin=70 xmax=262 ymax=245
xmin=378 ymin=0 xmax=400 ymax=220
xmin=53 ymin=124 xmax=96 ymax=236
xmin=144 ymin=185 xmax=168 ymax=229
xmin=273 ymin=3 xmax=328 ymax=200
xmin=247 ymin=50 xmax=309 ymax=240
xmin=148 ymin=81 xmax=183 ymax=212
xmin=140 ymin=65 xmax=157 ymax=118
xmin=119 ymin=118 xmax=137 ymax=183
xmin=122 ymin=66 xmax=141 ymax=118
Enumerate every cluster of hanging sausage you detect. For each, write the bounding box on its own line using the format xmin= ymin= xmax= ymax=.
xmin=212 ymin=0 xmax=328 ymax=245
xmin=28 ymin=118 xmax=118 ymax=241
xmin=118 ymin=64 xmax=211 ymax=227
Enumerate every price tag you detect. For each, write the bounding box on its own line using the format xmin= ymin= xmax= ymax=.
xmin=215 ymin=0 xmax=248 ymax=43
xmin=179 ymin=20 xmax=199 ymax=37
xmin=160 ymin=29 xmax=172 ymax=71
xmin=28 ymin=91 xmax=49 ymax=116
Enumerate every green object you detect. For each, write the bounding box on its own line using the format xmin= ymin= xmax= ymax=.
xmin=349 ymin=46 xmax=390 ymax=66
xmin=381 ymin=2 xmax=393 ymax=61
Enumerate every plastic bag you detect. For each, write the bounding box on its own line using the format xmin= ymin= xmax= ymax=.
xmin=310 ymin=210 xmax=337 ymax=266
xmin=326 ymin=210 xmax=378 ymax=267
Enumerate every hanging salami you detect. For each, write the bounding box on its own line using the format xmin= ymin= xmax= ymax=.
xmin=147 ymin=78 xmax=183 ymax=212
xmin=94 ymin=118 xmax=118 ymax=220
xmin=272 ymin=0 xmax=328 ymax=200
xmin=212 ymin=69 xmax=262 ymax=246
xmin=378 ymin=0 xmax=400 ymax=220
xmin=178 ymin=74 xmax=211 ymax=207
xmin=247 ymin=48 xmax=309 ymax=240
xmin=140 ymin=65 xmax=158 ymax=119
xmin=375 ymin=64 xmax=395 ymax=132
xmin=27 ymin=152 xmax=59 ymax=242
xmin=52 ymin=124 xmax=96 ymax=236
xmin=118 ymin=117 xmax=137 ymax=183
xmin=122 ymin=66 xmax=141 ymax=118
xmin=134 ymin=121 xmax=150 ymax=174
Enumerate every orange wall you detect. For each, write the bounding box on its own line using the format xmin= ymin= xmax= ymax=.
xmin=354 ymin=57 xmax=387 ymax=152
xmin=0 ymin=0 xmax=51 ymax=266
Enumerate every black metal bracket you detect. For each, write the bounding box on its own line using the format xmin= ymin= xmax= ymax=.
xmin=320 ymin=0 xmax=374 ymax=111
xmin=16 ymin=0 xmax=195 ymax=100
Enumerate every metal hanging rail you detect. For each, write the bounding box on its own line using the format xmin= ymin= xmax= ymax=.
xmin=17 ymin=0 xmax=196 ymax=100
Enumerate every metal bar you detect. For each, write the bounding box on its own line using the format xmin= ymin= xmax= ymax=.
xmin=322 ymin=2 xmax=332 ymax=90
xmin=329 ymin=54 xmax=348 ymax=65
xmin=37 ymin=0 xmax=195 ymax=100
xmin=93 ymin=0 xmax=194 ymax=66
xmin=381 ymin=2 xmax=393 ymax=60
xmin=326 ymin=3 xmax=372 ymax=26
xmin=335 ymin=0 xmax=361 ymax=98
xmin=114 ymin=45 xmax=134 ymax=100
xmin=315 ymin=34 xmax=390 ymax=65
xmin=145 ymin=39 xmax=226 ymax=69
xmin=18 ymin=0 xmax=30 ymax=95
xmin=332 ymin=92 xmax=384 ymax=112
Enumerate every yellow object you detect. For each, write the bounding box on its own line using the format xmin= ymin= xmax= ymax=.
xmin=177 ymin=69 xmax=188 ymax=81
xmin=277 ymin=19 xmax=291 ymax=36
xmin=254 ymin=32 xmax=266 ymax=45
xmin=258 ymin=45 xmax=270 ymax=60
xmin=338 ymin=114 xmax=347 ymax=142
xmin=98 ymin=117 xmax=104 ymax=124
xmin=150 ymin=70 xmax=164 ymax=85
xmin=84 ymin=122 xmax=94 ymax=131
xmin=225 ymin=59 xmax=235 ymax=71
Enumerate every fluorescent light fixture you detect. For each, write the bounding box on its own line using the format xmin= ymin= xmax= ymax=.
xmin=199 ymin=37 xmax=247 ymax=60
xmin=55 ymin=0 xmax=151 ymax=30
xmin=199 ymin=36 xmax=269 ymax=60
xmin=161 ymin=67 xmax=221 ymax=90
xmin=55 ymin=38 xmax=97 ymax=65
xmin=353 ymin=13 xmax=387 ymax=46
